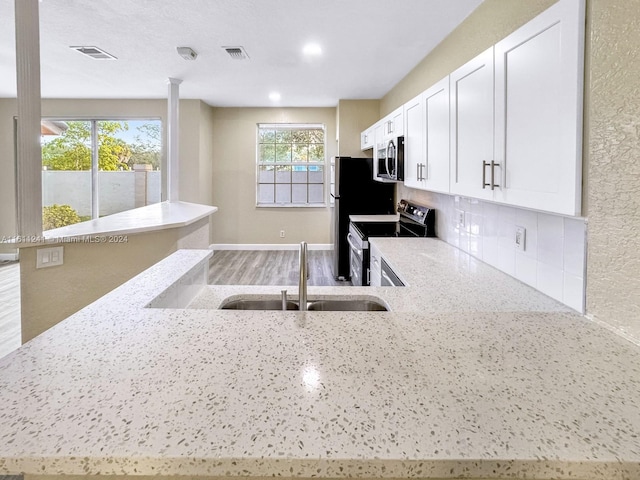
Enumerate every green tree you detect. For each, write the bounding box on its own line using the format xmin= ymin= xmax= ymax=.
xmin=129 ymin=122 xmax=161 ymax=169
xmin=42 ymin=121 xmax=132 ymax=171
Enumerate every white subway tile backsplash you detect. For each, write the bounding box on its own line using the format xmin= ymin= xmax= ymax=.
xmin=497 ymin=246 xmax=516 ymax=276
xmin=537 ymin=214 xmax=564 ymax=269
xmin=564 ymin=217 xmax=586 ymax=277
xmin=498 ymin=205 xmax=517 ymax=225
xmin=536 ymin=262 xmax=564 ymax=302
xmin=515 ymin=252 xmax=537 ymax=288
xmin=482 ymin=235 xmax=499 ymax=268
xmin=563 ymin=272 xmax=585 ymax=313
xmin=398 ymin=187 xmax=587 ymax=312
xmin=515 ymin=209 xmax=538 ymax=258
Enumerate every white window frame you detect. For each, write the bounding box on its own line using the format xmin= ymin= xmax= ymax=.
xmin=256 ymin=123 xmax=327 ymax=208
xmin=39 ymin=116 xmax=164 ymax=223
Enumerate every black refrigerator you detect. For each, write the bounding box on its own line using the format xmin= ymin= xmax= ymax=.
xmin=331 ymin=157 xmax=395 ymax=280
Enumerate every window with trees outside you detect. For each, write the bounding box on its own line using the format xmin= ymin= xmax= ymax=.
xmin=40 ymin=119 xmax=162 ymax=230
xmin=257 ymin=124 xmax=326 ymax=207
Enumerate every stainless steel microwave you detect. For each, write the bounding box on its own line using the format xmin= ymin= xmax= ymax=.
xmin=376 ymin=136 xmax=404 ymax=182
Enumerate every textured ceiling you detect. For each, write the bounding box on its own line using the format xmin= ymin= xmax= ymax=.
xmin=0 ymin=0 xmax=483 ymax=107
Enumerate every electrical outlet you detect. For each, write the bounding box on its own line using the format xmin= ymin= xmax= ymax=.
xmin=36 ymin=246 xmax=64 ymax=268
xmin=515 ymin=226 xmax=526 ymax=251
xmin=279 ymin=230 xmax=285 ymax=238
xmin=456 ymin=209 xmax=465 ymax=228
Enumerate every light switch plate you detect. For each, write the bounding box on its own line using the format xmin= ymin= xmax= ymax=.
xmin=515 ymin=226 xmax=526 ymax=251
xmin=36 ymin=246 xmax=64 ymax=268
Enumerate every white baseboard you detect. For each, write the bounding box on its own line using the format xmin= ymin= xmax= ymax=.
xmin=210 ymin=243 xmax=333 ymax=251
xmin=0 ymin=252 xmax=19 ymax=262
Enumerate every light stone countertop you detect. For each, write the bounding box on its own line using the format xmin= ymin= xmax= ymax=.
xmin=5 ymin=201 xmax=217 ymax=246
xmin=1 ymin=240 xmax=639 ymax=479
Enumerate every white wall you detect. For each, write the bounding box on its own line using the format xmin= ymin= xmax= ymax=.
xmin=42 ymin=171 xmax=161 ymax=217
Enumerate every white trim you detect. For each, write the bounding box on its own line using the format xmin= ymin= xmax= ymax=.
xmin=210 ymin=243 xmax=332 ymax=251
xmin=0 ymin=253 xmax=19 ymax=262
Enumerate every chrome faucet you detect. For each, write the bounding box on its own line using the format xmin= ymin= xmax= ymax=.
xmin=299 ymin=241 xmax=308 ymax=311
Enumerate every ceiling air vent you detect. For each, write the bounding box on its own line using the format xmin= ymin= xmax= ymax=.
xmin=70 ymin=46 xmax=117 ymax=60
xmin=222 ymin=46 xmax=249 ymax=60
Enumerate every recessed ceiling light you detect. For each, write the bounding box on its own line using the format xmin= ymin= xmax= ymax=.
xmin=303 ymin=43 xmax=322 ymax=56
xmin=269 ymin=92 xmax=281 ymax=102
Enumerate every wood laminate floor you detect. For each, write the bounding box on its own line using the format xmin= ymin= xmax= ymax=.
xmin=0 ymin=261 xmax=21 ymax=360
xmin=209 ymin=249 xmax=351 ymax=287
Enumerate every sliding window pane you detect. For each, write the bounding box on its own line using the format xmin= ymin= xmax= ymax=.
xmin=97 ymin=120 xmax=161 ymax=216
xmin=41 ymin=120 xmax=92 ymax=229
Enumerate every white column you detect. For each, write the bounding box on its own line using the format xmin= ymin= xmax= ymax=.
xmin=15 ymin=0 xmax=43 ymax=236
xmin=167 ymin=78 xmax=182 ymax=203
xmin=91 ymin=120 xmax=99 ymax=218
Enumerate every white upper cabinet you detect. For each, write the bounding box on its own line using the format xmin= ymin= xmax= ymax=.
xmin=360 ymin=127 xmax=374 ymax=151
xmin=493 ymin=0 xmax=585 ymax=216
xmin=372 ymin=121 xmax=385 ymax=179
xmin=403 ymin=93 xmax=424 ymax=189
xmin=449 ymin=47 xmax=495 ymax=201
xmin=382 ymin=106 xmax=404 ymax=142
xmin=404 ymin=77 xmax=450 ymax=193
xmin=423 ymin=77 xmax=450 ymax=193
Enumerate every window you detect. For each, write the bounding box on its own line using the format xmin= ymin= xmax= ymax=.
xmin=40 ymin=119 xmax=162 ymax=229
xmin=257 ymin=124 xmax=326 ymax=206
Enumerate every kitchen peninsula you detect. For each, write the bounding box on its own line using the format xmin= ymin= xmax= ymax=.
xmin=0 ymin=239 xmax=639 ymax=480
xmin=12 ymin=201 xmax=217 ymax=342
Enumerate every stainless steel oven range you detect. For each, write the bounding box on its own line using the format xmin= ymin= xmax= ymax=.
xmin=347 ymin=199 xmax=436 ymax=286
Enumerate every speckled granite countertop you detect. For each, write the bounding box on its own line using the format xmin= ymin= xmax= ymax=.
xmin=1 ymin=241 xmax=639 ymax=479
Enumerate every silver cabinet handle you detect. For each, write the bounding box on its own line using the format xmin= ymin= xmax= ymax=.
xmin=482 ymin=161 xmax=490 ymax=189
xmin=419 ymin=163 xmax=426 ymax=181
xmin=482 ymin=161 xmax=501 ymax=190
xmin=346 ymin=233 xmax=362 ymax=257
xmin=490 ymin=161 xmax=500 ymax=190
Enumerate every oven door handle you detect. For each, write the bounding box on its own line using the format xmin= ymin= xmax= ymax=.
xmin=346 ymin=233 xmax=363 ymax=257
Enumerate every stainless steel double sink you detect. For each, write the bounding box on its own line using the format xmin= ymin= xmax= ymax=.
xmin=220 ymin=298 xmax=388 ymax=311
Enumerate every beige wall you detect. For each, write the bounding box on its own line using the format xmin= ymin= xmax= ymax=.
xmin=336 ymin=99 xmax=379 ymax=158
xmin=0 ymin=98 xmax=215 ymax=256
xmin=19 ymin=217 xmax=210 ymax=342
xmin=380 ymin=0 xmax=557 ymax=116
xmin=210 ymin=107 xmax=337 ymax=245
xmin=586 ymin=0 xmax=640 ymax=338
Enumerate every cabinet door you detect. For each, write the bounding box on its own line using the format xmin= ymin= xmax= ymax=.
xmin=423 ymin=76 xmax=450 ymax=193
xmin=494 ymin=0 xmax=584 ymax=216
xmin=403 ymin=93 xmax=424 ymax=189
xmin=372 ymin=122 xmax=384 ymax=180
xmin=360 ymin=129 xmax=372 ymax=151
xmin=391 ymin=106 xmax=404 ymax=137
xmin=449 ymin=47 xmax=495 ymax=200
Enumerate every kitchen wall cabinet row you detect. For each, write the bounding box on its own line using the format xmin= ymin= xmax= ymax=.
xmin=361 ymin=0 xmax=585 ymax=217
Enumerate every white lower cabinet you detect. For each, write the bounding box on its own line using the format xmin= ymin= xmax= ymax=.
xmin=369 ymin=243 xmax=382 ymax=287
